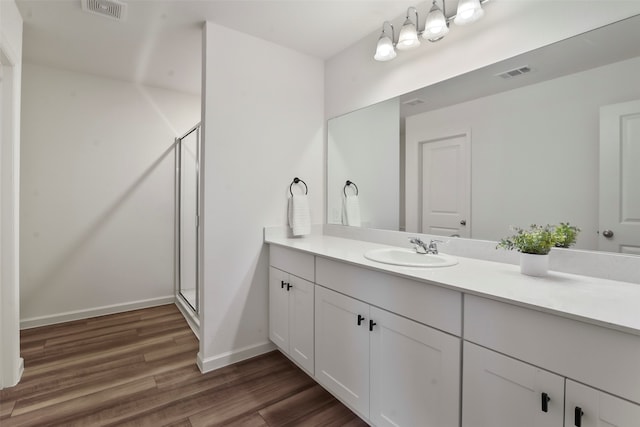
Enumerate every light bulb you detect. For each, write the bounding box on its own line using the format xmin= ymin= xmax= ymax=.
xmin=454 ymin=0 xmax=484 ymax=25
xmin=374 ymin=35 xmax=396 ymax=61
xmin=397 ymin=18 xmax=420 ymax=51
xmin=423 ymin=2 xmax=449 ymax=42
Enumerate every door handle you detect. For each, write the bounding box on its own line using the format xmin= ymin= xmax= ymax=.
xmin=369 ymin=320 xmax=377 ymax=331
xmin=357 ymin=314 xmax=365 ymax=326
xmin=602 ymin=229 xmax=614 ymax=238
xmin=460 ymin=219 xmax=467 ymax=226
xmin=286 ymin=283 xmax=292 ymax=291
xmin=541 ymin=392 xmax=550 ymax=413
xmin=281 ymin=280 xmax=286 ymax=289
xmin=574 ymin=406 xmax=583 ymax=426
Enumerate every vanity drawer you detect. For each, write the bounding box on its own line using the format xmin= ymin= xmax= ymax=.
xmin=464 ymin=295 xmax=640 ymax=404
xmin=270 ymin=245 xmax=314 ymax=282
xmin=316 ymin=257 xmax=462 ymax=336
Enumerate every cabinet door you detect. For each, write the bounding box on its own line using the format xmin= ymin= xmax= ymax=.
xmin=269 ymin=267 xmax=289 ymax=351
xmin=370 ymin=307 xmax=461 ymax=427
xmin=289 ymin=275 xmax=314 ymax=374
xmin=565 ymin=380 xmax=640 ymax=427
xmin=315 ymin=285 xmax=370 ymax=417
xmin=462 ymin=342 xmax=564 ymax=427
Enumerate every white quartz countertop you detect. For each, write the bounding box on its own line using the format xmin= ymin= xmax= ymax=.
xmin=265 ymin=234 xmax=640 ymax=336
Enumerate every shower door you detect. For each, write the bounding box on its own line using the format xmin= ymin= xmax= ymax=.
xmin=176 ymin=124 xmax=200 ymax=313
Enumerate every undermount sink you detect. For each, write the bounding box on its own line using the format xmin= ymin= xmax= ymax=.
xmin=364 ymin=247 xmax=458 ymax=268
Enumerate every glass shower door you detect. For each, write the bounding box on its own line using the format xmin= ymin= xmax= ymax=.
xmin=176 ymin=124 xmax=200 ymax=313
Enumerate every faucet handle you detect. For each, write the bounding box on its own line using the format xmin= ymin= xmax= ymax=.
xmin=428 ymin=239 xmax=443 ymax=254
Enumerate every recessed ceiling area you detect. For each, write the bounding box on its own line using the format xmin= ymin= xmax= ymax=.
xmin=16 ymin=0 xmax=419 ymax=95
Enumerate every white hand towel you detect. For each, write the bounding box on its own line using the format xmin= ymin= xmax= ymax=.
xmin=288 ymin=195 xmax=311 ymax=236
xmin=342 ymin=194 xmax=361 ymax=227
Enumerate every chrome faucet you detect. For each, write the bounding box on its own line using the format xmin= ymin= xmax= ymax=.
xmin=409 ymin=237 xmax=442 ymax=255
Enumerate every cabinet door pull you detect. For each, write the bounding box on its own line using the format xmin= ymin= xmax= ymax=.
xmin=369 ymin=320 xmax=377 ymax=331
xmin=280 ymin=280 xmax=286 ymax=289
xmin=541 ymin=392 xmax=550 ymax=413
xmin=357 ymin=314 xmax=365 ymax=326
xmin=574 ymin=406 xmax=583 ymax=426
xmin=286 ymin=282 xmax=292 ymax=291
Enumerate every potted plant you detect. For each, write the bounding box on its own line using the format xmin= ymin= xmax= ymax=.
xmin=553 ymin=222 xmax=581 ymax=248
xmin=497 ymin=224 xmax=556 ymax=276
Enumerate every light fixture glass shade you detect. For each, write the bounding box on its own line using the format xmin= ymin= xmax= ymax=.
xmin=454 ymin=0 xmax=484 ymax=25
xmin=423 ymin=3 xmax=449 ymax=41
xmin=374 ymin=34 xmax=396 ymax=61
xmin=397 ymin=18 xmax=421 ymax=51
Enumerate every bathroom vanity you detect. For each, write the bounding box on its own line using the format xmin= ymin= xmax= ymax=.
xmin=266 ymin=232 xmax=640 ymax=427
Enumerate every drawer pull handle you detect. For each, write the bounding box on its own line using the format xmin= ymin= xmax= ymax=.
xmin=369 ymin=320 xmax=377 ymax=331
xmin=541 ymin=392 xmax=550 ymax=413
xmin=574 ymin=407 xmax=583 ymax=426
xmin=286 ymin=283 xmax=292 ymax=291
xmin=357 ymin=315 xmax=365 ymax=326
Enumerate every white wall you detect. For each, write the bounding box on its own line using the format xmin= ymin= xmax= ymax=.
xmin=327 ymin=98 xmax=399 ymax=229
xmin=325 ymin=1 xmax=640 ymax=119
xmin=405 ymin=56 xmax=640 ymax=250
xmin=0 ymin=0 xmax=23 ymax=389
xmin=20 ymin=63 xmax=200 ymax=326
xmin=199 ymin=22 xmax=324 ymax=371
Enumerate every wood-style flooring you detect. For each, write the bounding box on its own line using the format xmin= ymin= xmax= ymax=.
xmin=0 ymin=304 xmax=367 ymax=427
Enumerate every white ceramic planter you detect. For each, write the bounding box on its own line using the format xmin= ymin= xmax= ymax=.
xmin=520 ymin=253 xmax=549 ymax=277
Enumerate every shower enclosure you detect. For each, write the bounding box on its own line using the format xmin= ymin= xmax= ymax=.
xmin=175 ymin=124 xmax=200 ymax=329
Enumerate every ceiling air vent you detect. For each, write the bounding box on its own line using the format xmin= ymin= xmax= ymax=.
xmin=81 ymin=0 xmax=127 ymax=22
xmin=402 ymin=98 xmax=425 ymax=107
xmin=496 ymin=66 xmax=532 ymax=79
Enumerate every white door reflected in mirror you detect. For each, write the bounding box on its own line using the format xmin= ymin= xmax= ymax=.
xmin=599 ymin=99 xmax=640 ymax=255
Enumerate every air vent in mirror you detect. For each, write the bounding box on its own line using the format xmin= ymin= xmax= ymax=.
xmin=402 ymin=98 xmax=425 ymax=106
xmin=496 ymin=66 xmax=532 ymax=79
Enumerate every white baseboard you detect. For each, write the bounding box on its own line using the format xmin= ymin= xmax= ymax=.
xmin=20 ymin=296 xmax=176 ymax=329
xmin=197 ymin=341 xmax=276 ymax=373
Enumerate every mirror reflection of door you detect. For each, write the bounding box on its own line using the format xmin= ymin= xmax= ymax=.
xmin=419 ymin=132 xmax=470 ymax=237
xmin=599 ymin=100 xmax=640 ymax=254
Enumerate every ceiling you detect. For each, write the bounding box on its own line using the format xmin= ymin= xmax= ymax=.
xmin=16 ymin=0 xmax=420 ymax=95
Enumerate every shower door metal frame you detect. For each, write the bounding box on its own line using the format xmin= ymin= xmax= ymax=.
xmin=175 ymin=123 xmax=201 ymax=314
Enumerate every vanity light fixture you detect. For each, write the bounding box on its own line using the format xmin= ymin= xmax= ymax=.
xmin=374 ymin=0 xmax=488 ymax=61
xmin=374 ymin=21 xmax=397 ymax=61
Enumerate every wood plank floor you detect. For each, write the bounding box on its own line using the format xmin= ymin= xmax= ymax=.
xmin=0 ymin=304 xmax=367 ymax=427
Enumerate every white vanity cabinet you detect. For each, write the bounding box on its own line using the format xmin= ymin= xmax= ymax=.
xmin=463 ymin=341 xmax=565 ymax=427
xmin=463 ymin=342 xmax=640 ymax=427
xmin=266 ymin=236 xmax=640 ymax=427
xmin=268 ymin=267 xmax=315 ymax=374
xmin=314 ymin=258 xmax=462 ymax=427
xmin=314 ymin=285 xmax=371 ymax=416
xmin=268 ymin=246 xmax=315 ymax=374
xmin=565 ymin=380 xmax=640 ymax=427
xmin=369 ymin=305 xmax=460 ymax=427
xmin=464 ymin=295 xmax=640 ymax=427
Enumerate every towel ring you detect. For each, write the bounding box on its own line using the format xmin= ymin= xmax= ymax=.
xmin=343 ymin=180 xmax=359 ymax=197
xmin=289 ymin=177 xmax=308 ymax=197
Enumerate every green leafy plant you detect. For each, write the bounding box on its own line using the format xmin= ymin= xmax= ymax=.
xmin=496 ymin=224 xmax=557 ymax=255
xmin=553 ymin=222 xmax=581 ymax=248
